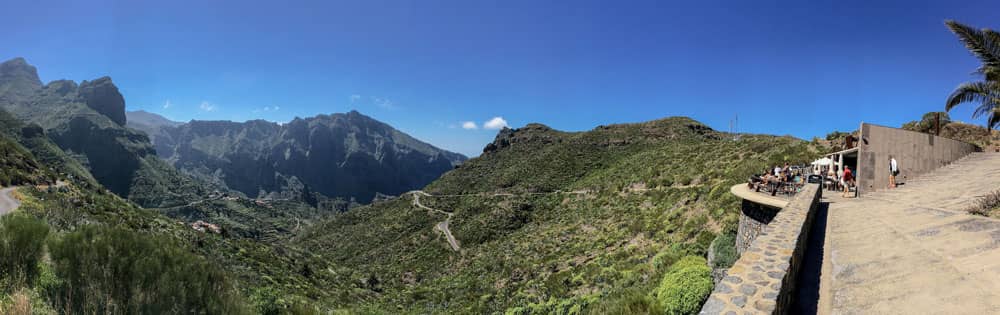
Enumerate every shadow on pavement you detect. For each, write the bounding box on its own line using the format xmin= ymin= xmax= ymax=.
xmin=793 ymin=201 xmax=829 ymax=314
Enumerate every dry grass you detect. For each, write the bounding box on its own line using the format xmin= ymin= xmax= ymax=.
xmin=968 ymin=190 xmax=1000 ymax=217
xmin=5 ymin=289 xmax=32 ymax=315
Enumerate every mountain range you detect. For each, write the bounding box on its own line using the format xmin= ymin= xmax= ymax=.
xmin=0 ymin=57 xmax=465 ymax=207
xmin=127 ymin=110 xmax=466 ymax=203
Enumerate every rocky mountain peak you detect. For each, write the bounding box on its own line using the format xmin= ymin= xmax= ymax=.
xmin=0 ymin=57 xmax=41 ymax=86
xmin=44 ymin=79 xmax=78 ymax=96
xmin=0 ymin=57 xmax=43 ymax=102
xmin=78 ymin=76 xmax=127 ymax=126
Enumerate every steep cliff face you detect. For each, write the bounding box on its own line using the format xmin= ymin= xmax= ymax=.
xmin=0 ymin=57 xmax=205 ymax=207
xmin=142 ymin=110 xmax=467 ymax=203
xmin=78 ymin=77 xmax=127 ymax=126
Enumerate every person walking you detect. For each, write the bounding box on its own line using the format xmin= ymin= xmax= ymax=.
xmin=889 ymin=156 xmax=899 ymax=189
xmin=842 ymin=166 xmax=854 ymax=198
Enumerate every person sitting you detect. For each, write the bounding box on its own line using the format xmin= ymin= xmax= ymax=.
xmin=749 ymin=173 xmax=763 ymax=190
xmin=761 ymin=170 xmax=775 ymax=193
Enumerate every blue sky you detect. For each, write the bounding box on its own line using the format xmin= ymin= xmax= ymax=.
xmin=2 ymin=0 xmax=998 ymax=156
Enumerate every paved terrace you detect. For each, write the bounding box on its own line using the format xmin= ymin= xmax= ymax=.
xmin=819 ymin=152 xmax=1000 ymax=314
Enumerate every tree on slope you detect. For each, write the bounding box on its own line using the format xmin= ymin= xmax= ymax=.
xmin=944 ymin=20 xmax=1000 ymax=129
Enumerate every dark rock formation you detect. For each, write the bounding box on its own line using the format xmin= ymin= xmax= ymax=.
xmin=483 ymin=124 xmax=560 ymax=154
xmin=78 ymin=77 xmax=127 ymax=125
xmin=138 ymin=110 xmax=467 ymax=203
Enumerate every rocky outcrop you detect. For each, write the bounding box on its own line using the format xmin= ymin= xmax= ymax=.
xmin=78 ymin=77 xmax=127 ymax=126
xmin=483 ymin=124 xmax=561 ymax=154
xmin=0 ymin=58 xmax=43 ymax=104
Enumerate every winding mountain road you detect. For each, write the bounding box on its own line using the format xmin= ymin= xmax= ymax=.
xmin=408 ymin=189 xmax=591 ymax=252
xmin=410 ymin=191 xmax=460 ymax=251
xmin=0 ymin=187 xmax=22 ymax=216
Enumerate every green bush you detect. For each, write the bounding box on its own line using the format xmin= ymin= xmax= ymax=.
xmin=46 ymin=225 xmax=247 ymax=314
xmin=655 ymin=256 xmax=713 ymax=315
xmin=710 ymin=232 xmax=737 ymax=269
xmin=0 ymin=214 xmax=50 ymax=290
xmin=585 ymin=289 xmax=660 ymax=315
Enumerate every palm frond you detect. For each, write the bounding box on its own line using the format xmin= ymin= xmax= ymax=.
xmin=975 ymin=65 xmax=1000 ymax=81
xmin=945 ymin=81 xmax=1000 ymax=112
xmin=988 ymin=107 xmax=1000 ymax=130
xmin=946 ymin=20 xmax=1000 ymax=68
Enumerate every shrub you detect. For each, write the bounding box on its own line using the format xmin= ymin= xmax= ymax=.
xmin=709 ymin=232 xmax=738 ymax=269
xmin=46 ymin=225 xmax=247 ymax=314
xmin=968 ymin=190 xmax=1000 ymax=217
xmin=585 ymin=289 xmax=660 ymax=315
xmin=655 ymin=256 xmax=713 ymax=315
xmin=0 ymin=214 xmax=49 ymax=291
xmin=651 ymin=247 xmax=682 ymax=273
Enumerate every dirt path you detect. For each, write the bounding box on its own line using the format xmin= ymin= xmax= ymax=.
xmin=411 ymin=191 xmax=460 ymax=251
xmin=407 ymin=189 xmax=591 ymax=252
xmin=0 ymin=187 xmax=21 ymax=216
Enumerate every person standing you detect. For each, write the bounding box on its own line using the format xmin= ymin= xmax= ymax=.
xmin=889 ymin=156 xmax=899 ymax=189
xmin=827 ymin=167 xmax=837 ymax=191
xmin=842 ymin=166 xmax=854 ymax=198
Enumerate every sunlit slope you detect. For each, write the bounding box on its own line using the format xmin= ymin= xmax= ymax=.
xmin=297 ymin=117 xmax=820 ymax=313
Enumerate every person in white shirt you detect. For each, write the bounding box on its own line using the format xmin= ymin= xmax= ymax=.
xmin=889 ymin=156 xmax=899 ymax=189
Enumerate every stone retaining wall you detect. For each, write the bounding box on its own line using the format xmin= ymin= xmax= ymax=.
xmin=700 ymin=184 xmax=821 ymax=314
xmin=736 ymin=199 xmax=781 ymax=255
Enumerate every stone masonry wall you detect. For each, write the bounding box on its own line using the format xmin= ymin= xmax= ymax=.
xmin=700 ymin=184 xmax=821 ymax=315
xmin=736 ymin=199 xmax=781 ymax=255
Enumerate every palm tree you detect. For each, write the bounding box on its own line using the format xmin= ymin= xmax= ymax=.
xmin=944 ymin=20 xmax=1000 ymax=129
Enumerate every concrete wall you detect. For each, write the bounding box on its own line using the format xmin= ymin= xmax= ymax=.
xmin=856 ymin=123 xmax=980 ymax=195
xmin=700 ymin=184 xmax=822 ymax=315
xmin=736 ymin=199 xmax=781 ymax=255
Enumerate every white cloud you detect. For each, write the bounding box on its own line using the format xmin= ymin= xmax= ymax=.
xmin=483 ymin=117 xmax=508 ymax=130
xmin=162 ymin=100 xmax=172 ymax=109
xmin=461 ymin=121 xmax=478 ymax=130
xmin=199 ymin=101 xmax=217 ymax=112
xmin=372 ymin=97 xmax=397 ymax=110
xmin=350 ymin=94 xmax=361 ymax=104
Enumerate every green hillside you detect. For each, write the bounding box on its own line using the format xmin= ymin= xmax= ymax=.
xmin=0 ymin=108 xmax=97 ymax=188
xmin=0 ymin=148 xmax=355 ymax=313
xmin=296 ymin=117 xmax=820 ymax=313
xmin=0 ymin=124 xmax=54 ymax=187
